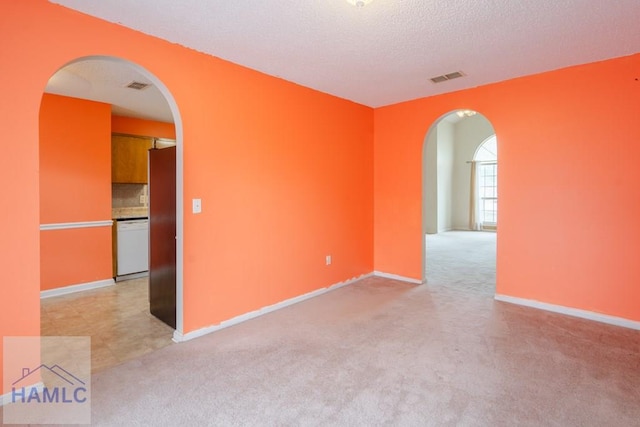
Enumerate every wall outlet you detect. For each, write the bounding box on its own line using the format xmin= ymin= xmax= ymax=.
xmin=326 ymin=255 xmax=332 ymax=265
xmin=139 ymin=195 xmax=146 ymax=204
xmin=192 ymin=198 xmax=202 ymax=214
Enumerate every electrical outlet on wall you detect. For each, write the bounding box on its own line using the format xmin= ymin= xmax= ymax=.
xmin=192 ymin=198 xmax=202 ymax=214
xmin=139 ymin=195 xmax=146 ymax=204
xmin=326 ymin=255 xmax=332 ymax=265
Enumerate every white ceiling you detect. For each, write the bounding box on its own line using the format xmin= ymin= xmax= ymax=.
xmin=46 ymin=59 xmax=174 ymax=122
xmin=45 ymin=58 xmax=467 ymax=125
xmin=47 ymin=0 xmax=640 ymax=122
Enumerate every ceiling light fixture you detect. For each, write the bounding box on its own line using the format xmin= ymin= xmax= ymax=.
xmin=346 ymin=0 xmax=373 ymax=7
xmin=456 ymin=110 xmax=477 ymax=118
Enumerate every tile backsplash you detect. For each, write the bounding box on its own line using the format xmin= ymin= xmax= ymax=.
xmin=112 ymin=183 xmax=148 ymax=208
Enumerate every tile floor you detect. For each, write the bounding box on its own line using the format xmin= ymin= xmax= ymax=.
xmin=40 ymin=278 xmax=174 ymax=373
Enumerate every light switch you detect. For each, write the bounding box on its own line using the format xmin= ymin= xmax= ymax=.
xmin=192 ymin=198 xmax=202 ymax=214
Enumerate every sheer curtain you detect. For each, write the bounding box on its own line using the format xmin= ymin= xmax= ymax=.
xmin=469 ymin=161 xmax=483 ymax=230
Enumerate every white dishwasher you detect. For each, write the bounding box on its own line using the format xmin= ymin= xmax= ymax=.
xmin=116 ymin=219 xmax=149 ymax=277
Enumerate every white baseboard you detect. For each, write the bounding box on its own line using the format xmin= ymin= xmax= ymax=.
xmin=495 ymin=294 xmax=640 ymax=331
xmin=115 ymin=271 xmax=148 ymax=282
xmin=173 ymin=272 xmax=373 ymax=343
xmin=40 ymin=278 xmax=115 ymax=299
xmin=373 ymin=271 xmax=423 ymax=285
xmin=1 ymin=382 xmax=44 ymax=406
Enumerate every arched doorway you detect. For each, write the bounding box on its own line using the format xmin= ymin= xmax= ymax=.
xmin=38 ymin=56 xmax=184 ymax=371
xmin=421 ymin=110 xmax=497 ymax=295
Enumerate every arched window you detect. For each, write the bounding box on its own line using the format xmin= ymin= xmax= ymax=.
xmin=471 ymin=136 xmax=497 ymax=229
xmin=474 ymin=135 xmax=497 ymax=162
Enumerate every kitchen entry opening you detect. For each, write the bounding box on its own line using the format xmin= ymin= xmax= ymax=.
xmin=38 ymin=55 xmax=184 ymax=370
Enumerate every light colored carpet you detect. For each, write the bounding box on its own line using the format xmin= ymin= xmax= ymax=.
xmin=9 ymin=232 xmax=640 ymax=425
xmin=426 ymin=231 xmax=496 ymax=296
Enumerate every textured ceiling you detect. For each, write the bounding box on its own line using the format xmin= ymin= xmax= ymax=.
xmin=48 ymin=0 xmax=640 ymax=118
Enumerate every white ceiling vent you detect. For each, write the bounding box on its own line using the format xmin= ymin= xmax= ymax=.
xmin=430 ymin=71 xmax=465 ymax=84
xmin=126 ymin=81 xmax=150 ymax=90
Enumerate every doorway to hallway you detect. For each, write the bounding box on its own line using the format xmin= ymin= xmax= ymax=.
xmin=421 ymin=110 xmax=498 ymax=290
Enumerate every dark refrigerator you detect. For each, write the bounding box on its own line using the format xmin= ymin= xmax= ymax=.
xmin=148 ymin=146 xmax=177 ymax=329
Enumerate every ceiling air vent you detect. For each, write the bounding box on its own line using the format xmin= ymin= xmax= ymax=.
xmin=430 ymin=71 xmax=465 ymax=84
xmin=126 ymin=81 xmax=150 ymax=90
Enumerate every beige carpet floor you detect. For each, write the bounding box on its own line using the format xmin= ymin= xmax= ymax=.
xmin=6 ymin=232 xmax=640 ymax=425
xmin=426 ymin=231 xmax=496 ymax=296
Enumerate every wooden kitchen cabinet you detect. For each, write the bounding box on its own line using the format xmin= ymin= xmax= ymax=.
xmin=111 ymin=135 xmax=153 ymax=183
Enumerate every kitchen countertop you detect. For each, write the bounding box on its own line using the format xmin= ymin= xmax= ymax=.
xmin=112 ymin=207 xmax=149 ymax=219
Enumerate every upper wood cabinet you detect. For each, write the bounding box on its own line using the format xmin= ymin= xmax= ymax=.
xmin=111 ymin=135 xmax=153 ymax=184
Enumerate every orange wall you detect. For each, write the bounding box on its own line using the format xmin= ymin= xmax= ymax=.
xmin=0 ymin=0 xmax=374 ymax=385
xmin=375 ymin=53 xmax=640 ymax=321
xmin=39 ymin=93 xmax=113 ymax=290
xmin=182 ymin=63 xmax=373 ymax=325
xmin=112 ymin=115 xmax=176 ymax=139
xmin=40 ymin=228 xmax=113 ymax=290
xmin=40 ymin=94 xmax=111 ymax=223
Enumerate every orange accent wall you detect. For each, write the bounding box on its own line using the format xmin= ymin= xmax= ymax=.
xmin=181 ymin=63 xmax=374 ymax=326
xmin=112 ymin=115 xmax=176 ymax=139
xmin=375 ymin=53 xmax=640 ymax=322
xmin=0 ymin=0 xmax=373 ymax=386
xmin=39 ymin=93 xmax=112 ymax=290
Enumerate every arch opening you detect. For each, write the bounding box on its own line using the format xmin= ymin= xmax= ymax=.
xmin=38 ymin=55 xmax=184 ymax=369
xmin=421 ymin=110 xmax=497 ymax=296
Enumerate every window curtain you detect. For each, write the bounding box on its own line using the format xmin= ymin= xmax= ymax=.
xmin=469 ymin=161 xmax=483 ymax=230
